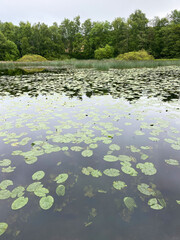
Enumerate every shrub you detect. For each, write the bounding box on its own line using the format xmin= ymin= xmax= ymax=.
xmin=17 ymin=54 xmax=47 ymax=62
xmin=116 ymin=50 xmax=154 ymax=60
xmin=94 ymin=44 xmax=114 ymax=60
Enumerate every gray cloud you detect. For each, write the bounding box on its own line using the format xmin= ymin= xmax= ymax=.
xmin=0 ymin=0 xmax=179 ymax=25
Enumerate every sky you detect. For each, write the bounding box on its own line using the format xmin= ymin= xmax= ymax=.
xmin=0 ymin=0 xmax=179 ymax=25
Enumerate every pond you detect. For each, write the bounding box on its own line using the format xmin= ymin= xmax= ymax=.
xmin=0 ymin=66 xmax=180 ymax=240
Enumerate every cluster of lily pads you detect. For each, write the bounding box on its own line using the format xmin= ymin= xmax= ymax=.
xmin=0 ymin=66 xmax=180 ymax=238
xmin=0 ymin=66 xmax=179 ymax=101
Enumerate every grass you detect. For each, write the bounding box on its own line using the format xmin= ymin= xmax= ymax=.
xmin=0 ymin=59 xmax=180 ymax=71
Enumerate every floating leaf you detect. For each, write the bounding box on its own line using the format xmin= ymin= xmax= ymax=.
xmin=0 ymin=180 xmax=13 ymax=190
xmin=136 ymin=162 xmax=157 ymax=175
xmin=165 ymin=159 xmax=179 ymax=166
xmin=11 ymin=197 xmax=28 ymax=210
xmin=0 ymin=190 xmax=11 ymax=199
xmin=56 ymin=185 xmax=65 ymax=196
xmin=176 ymin=200 xmax=180 ymax=204
xmin=0 ymin=159 xmax=11 ymax=167
xmin=54 ymin=173 xmax=68 ymax=184
xmin=26 ymin=182 xmax=42 ymax=192
xmin=34 ymin=187 xmax=49 ymax=197
xmin=148 ymin=198 xmax=164 ymax=210
xmin=11 ymin=186 xmax=25 ymax=198
xmin=32 ymin=170 xmax=45 ymax=181
xmin=113 ymin=181 xmax=127 ymax=190
xmin=0 ymin=222 xmax=8 ymax=236
xmin=103 ymin=155 xmax=118 ymax=162
xmin=141 ymin=154 xmax=149 ymax=160
xmin=109 ymin=144 xmax=120 ymax=151
xmin=81 ymin=150 xmax=93 ymax=157
xmin=103 ymin=168 xmax=120 ymax=177
xmin=118 ymin=155 xmax=132 ymax=162
xmin=121 ymin=165 xmax=138 ymax=176
xmin=2 ymin=166 xmax=16 ymax=173
xmin=39 ymin=195 xmax=54 ymax=210
xmin=137 ymin=183 xmax=155 ymax=196
xmin=124 ymin=197 xmax=137 ymax=211
xmin=91 ymin=170 xmax=102 ymax=178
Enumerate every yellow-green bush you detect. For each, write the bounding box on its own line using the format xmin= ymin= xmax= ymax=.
xmin=116 ymin=50 xmax=154 ymax=60
xmin=17 ymin=54 xmax=47 ymax=62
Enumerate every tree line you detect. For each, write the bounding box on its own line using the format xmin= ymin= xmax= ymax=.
xmin=0 ymin=9 xmax=179 ymax=61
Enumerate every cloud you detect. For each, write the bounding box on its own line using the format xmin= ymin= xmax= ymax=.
xmin=0 ymin=0 xmax=179 ymax=25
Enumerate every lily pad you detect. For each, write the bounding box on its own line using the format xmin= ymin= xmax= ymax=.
xmin=11 ymin=186 xmax=25 ymax=198
xmin=121 ymin=165 xmax=138 ymax=176
xmin=103 ymin=168 xmax=120 ymax=177
xmin=34 ymin=187 xmax=49 ymax=197
xmin=81 ymin=150 xmax=93 ymax=157
xmin=137 ymin=183 xmax=155 ymax=196
xmin=109 ymin=144 xmax=120 ymax=151
xmin=0 ymin=222 xmax=8 ymax=236
xmin=0 ymin=180 xmax=13 ymax=190
xmin=124 ymin=197 xmax=137 ymax=211
xmin=56 ymin=185 xmax=65 ymax=196
xmin=113 ymin=181 xmax=127 ymax=190
xmin=136 ymin=162 xmax=157 ymax=175
xmin=0 ymin=159 xmax=11 ymax=167
xmin=39 ymin=195 xmax=54 ymax=210
xmin=0 ymin=189 xmax=11 ymax=199
xmin=165 ymin=159 xmax=179 ymax=166
xmin=54 ymin=173 xmax=68 ymax=184
xmin=32 ymin=170 xmax=45 ymax=181
xmin=11 ymin=196 xmax=28 ymax=210
xmin=148 ymin=198 xmax=164 ymax=210
xmin=103 ymin=155 xmax=118 ymax=162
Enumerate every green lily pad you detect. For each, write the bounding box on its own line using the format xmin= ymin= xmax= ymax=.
xmin=0 ymin=159 xmax=11 ymax=167
xmin=109 ymin=144 xmax=120 ymax=151
xmin=0 ymin=190 xmax=11 ymax=199
xmin=137 ymin=183 xmax=155 ymax=196
xmin=103 ymin=168 xmax=120 ymax=177
xmin=11 ymin=186 xmax=25 ymax=198
xmin=0 ymin=222 xmax=8 ymax=236
xmin=54 ymin=173 xmax=68 ymax=184
xmin=26 ymin=182 xmax=42 ymax=192
xmin=2 ymin=166 xmax=16 ymax=173
xmin=81 ymin=150 xmax=93 ymax=157
xmin=11 ymin=197 xmax=28 ymax=210
xmin=165 ymin=159 xmax=179 ymax=165
xmin=0 ymin=180 xmax=13 ymax=190
xmin=82 ymin=167 xmax=94 ymax=176
xmin=136 ymin=162 xmax=157 ymax=175
xmin=118 ymin=155 xmax=132 ymax=162
xmin=91 ymin=169 xmax=102 ymax=178
xmin=56 ymin=185 xmax=65 ymax=196
xmin=148 ymin=198 xmax=164 ymax=210
xmin=34 ymin=187 xmax=49 ymax=197
xmin=113 ymin=181 xmax=127 ymax=190
xmin=32 ymin=170 xmax=45 ymax=181
xmin=103 ymin=155 xmax=118 ymax=162
xmin=121 ymin=165 xmax=138 ymax=176
xmin=39 ymin=195 xmax=54 ymax=210
xmin=176 ymin=200 xmax=180 ymax=204
xmin=124 ymin=197 xmax=137 ymax=211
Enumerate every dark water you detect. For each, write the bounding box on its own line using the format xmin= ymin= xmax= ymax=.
xmin=0 ymin=67 xmax=180 ymax=240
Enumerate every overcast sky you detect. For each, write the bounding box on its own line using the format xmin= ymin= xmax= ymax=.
xmin=0 ymin=0 xmax=179 ymax=25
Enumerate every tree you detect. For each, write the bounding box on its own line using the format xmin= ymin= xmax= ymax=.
xmin=111 ymin=17 xmax=129 ymax=55
xmin=127 ymin=10 xmax=148 ymax=51
xmin=0 ymin=31 xmax=19 ymax=60
xmin=94 ymin=44 xmax=114 ymax=59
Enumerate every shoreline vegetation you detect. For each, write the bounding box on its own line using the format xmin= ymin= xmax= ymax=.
xmin=0 ymin=59 xmax=180 ymax=71
xmin=0 ymin=9 xmax=180 ymax=62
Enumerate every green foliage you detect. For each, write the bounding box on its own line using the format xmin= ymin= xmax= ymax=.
xmin=17 ymin=54 xmax=47 ymax=62
xmin=116 ymin=50 xmax=154 ymax=60
xmin=94 ymin=44 xmax=114 ymax=59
